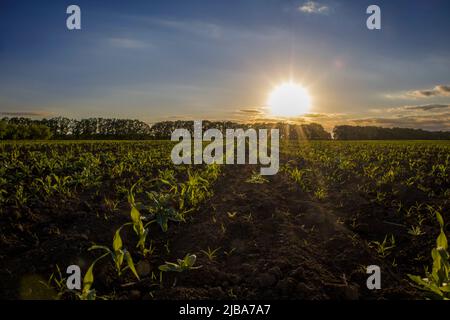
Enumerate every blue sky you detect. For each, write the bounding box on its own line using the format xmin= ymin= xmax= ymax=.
xmin=0 ymin=0 xmax=449 ymax=130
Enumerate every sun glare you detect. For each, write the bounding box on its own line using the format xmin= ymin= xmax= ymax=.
xmin=268 ymin=82 xmax=311 ymax=117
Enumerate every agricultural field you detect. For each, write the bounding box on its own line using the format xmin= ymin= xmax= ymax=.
xmin=0 ymin=140 xmax=449 ymax=300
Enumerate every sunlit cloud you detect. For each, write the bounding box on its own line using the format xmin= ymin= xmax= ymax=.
xmin=238 ymin=108 xmax=263 ymax=114
xmin=370 ymin=104 xmax=450 ymax=114
xmin=298 ymin=1 xmax=330 ymax=15
xmin=407 ymin=84 xmax=450 ymax=98
xmin=349 ymin=114 xmax=450 ymax=131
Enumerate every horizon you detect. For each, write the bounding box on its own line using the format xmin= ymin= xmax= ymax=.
xmin=1 ymin=0 xmax=449 ymax=131
xmin=2 ymin=115 xmax=450 ymax=134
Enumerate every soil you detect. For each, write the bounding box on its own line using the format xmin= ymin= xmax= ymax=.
xmin=0 ymin=163 xmax=422 ymax=300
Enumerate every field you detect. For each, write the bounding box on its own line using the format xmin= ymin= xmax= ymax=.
xmin=0 ymin=140 xmax=449 ymax=300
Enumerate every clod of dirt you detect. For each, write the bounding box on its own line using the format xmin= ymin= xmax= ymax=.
xmin=324 ymin=283 xmax=360 ymax=300
xmin=131 ymin=290 xmax=142 ymax=299
xmin=136 ymin=260 xmax=151 ymax=277
xmin=255 ymin=273 xmax=277 ymax=288
xmin=276 ymin=277 xmax=297 ymax=295
xmin=268 ymin=266 xmax=283 ymax=279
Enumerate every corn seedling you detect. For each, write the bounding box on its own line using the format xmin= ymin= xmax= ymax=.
xmin=77 ymin=254 xmax=109 ymax=300
xmin=89 ymin=226 xmax=140 ymax=280
xmin=224 ymin=248 xmax=236 ymax=257
xmin=43 ymin=265 xmax=68 ymax=299
xmin=200 ymin=247 xmax=221 ymax=261
xmin=220 ymin=222 xmax=226 ymax=234
xmin=147 ymin=191 xmax=183 ymax=232
xmin=179 ymin=170 xmax=211 ymax=210
xmin=164 ymin=240 xmax=171 ymax=254
xmin=314 ymin=187 xmax=327 ymax=200
xmin=408 ymin=225 xmax=425 ymax=237
xmin=245 ymin=171 xmax=268 ymax=184
xmin=158 ymin=254 xmax=201 ymax=273
xmin=369 ymin=235 xmax=396 ymax=258
xmin=128 ymin=194 xmax=154 ymax=256
xmin=227 ymin=211 xmax=237 ymax=219
xmin=408 ymin=211 xmax=450 ymax=299
xmin=103 ymin=197 xmax=119 ymax=212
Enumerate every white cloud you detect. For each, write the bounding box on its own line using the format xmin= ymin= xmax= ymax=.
xmin=108 ymin=37 xmax=150 ymax=49
xmin=298 ymin=1 xmax=330 ymax=15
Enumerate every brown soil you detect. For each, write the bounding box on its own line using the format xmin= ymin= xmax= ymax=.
xmin=0 ymin=164 xmax=419 ymax=300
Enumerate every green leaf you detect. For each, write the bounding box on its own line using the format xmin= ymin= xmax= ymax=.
xmin=113 ymin=228 xmax=123 ymax=252
xmin=159 ymin=262 xmax=181 ymax=272
xmin=436 ymin=212 xmax=444 ymax=228
xmin=88 ymin=245 xmax=111 ymax=253
xmin=437 ymin=231 xmax=448 ymax=250
xmin=158 ymin=265 xmax=170 ymax=272
xmin=408 ymin=274 xmax=428 ymax=286
xmin=124 ymin=250 xmax=140 ymax=280
xmin=130 ymin=206 xmax=141 ymax=225
xmin=185 ymin=254 xmax=197 ymax=267
xmin=157 ymin=213 xmax=169 ymax=232
xmin=83 ymin=262 xmax=95 ymax=293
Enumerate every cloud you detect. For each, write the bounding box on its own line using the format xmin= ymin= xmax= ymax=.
xmin=349 ymin=113 xmax=450 ymax=131
xmin=369 ymin=104 xmax=450 ymax=114
xmin=302 ymin=113 xmax=330 ymax=118
xmin=0 ymin=111 xmax=52 ymax=117
xmin=108 ymin=37 xmax=150 ymax=49
xmin=238 ymin=108 xmax=263 ymax=114
xmin=298 ymin=1 xmax=330 ymax=14
xmin=408 ymin=84 xmax=450 ymax=98
xmin=406 ymin=104 xmax=450 ymax=111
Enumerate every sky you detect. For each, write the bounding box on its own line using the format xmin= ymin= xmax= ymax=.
xmin=0 ymin=0 xmax=449 ymax=131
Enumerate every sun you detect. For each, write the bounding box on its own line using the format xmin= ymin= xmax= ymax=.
xmin=267 ymin=82 xmax=311 ymax=117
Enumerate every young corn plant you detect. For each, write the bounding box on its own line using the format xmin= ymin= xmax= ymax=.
xmin=159 ymin=254 xmax=201 ymax=273
xmin=77 ymin=254 xmax=109 ymax=300
xmin=408 ymin=225 xmax=425 ymax=237
xmin=245 ymin=171 xmax=268 ymax=184
xmin=179 ymin=170 xmax=210 ymax=210
xmin=285 ymin=166 xmax=312 ymax=191
xmin=314 ymin=187 xmax=327 ymax=200
xmin=369 ymin=235 xmax=396 ymax=258
xmin=89 ymin=226 xmax=140 ymax=280
xmin=103 ymin=197 xmax=119 ymax=213
xmin=14 ymin=185 xmax=28 ymax=208
xmin=227 ymin=211 xmax=238 ymax=219
xmin=147 ymin=191 xmax=183 ymax=232
xmin=43 ymin=265 xmax=68 ymax=299
xmin=200 ymin=247 xmax=221 ymax=261
xmin=128 ymin=184 xmax=154 ymax=256
xmin=408 ymin=211 xmax=450 ymax=299
xmin=44 ymin=258 xmax=105 ymax=300
xmin=158 ymin=169 xmax=178 ymax=193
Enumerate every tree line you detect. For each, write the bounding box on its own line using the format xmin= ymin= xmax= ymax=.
xmin=0 ymin=117 xmax=331 ymax=140
xmin=333 ymin=125 xmax=450 ymax=140
xmin=0 ymin=119 xmax=52 ymax=140
xmin=150 ymin=120 xmax=331 ymax=140
xmin=1 ymin=117 xmax=449 ymax=140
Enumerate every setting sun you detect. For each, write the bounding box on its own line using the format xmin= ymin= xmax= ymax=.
xmin=268 ymin=82 xmax=311 ymax=117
